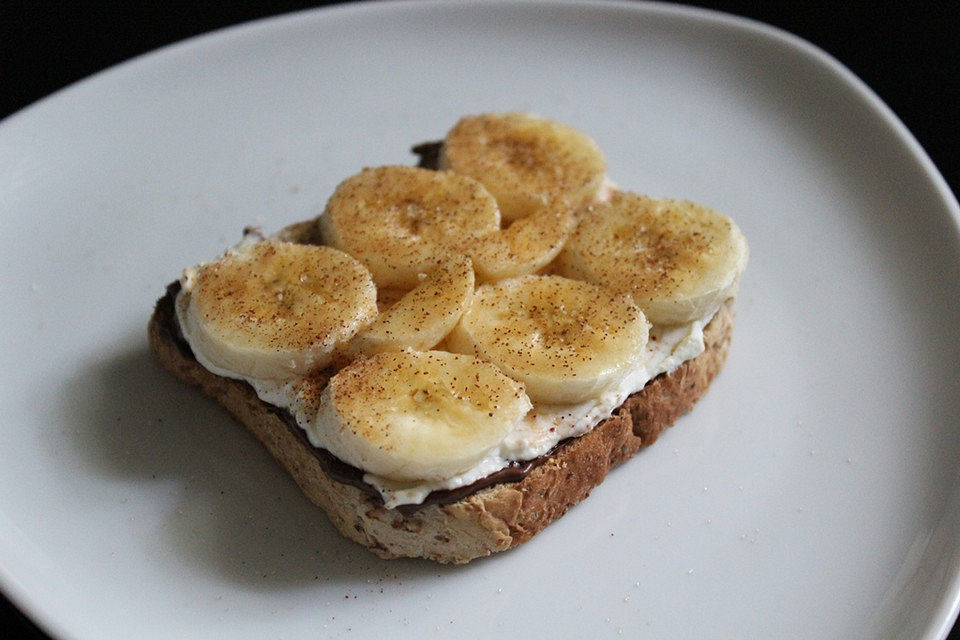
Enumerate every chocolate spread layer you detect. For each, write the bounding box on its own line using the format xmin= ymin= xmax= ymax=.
xmin=159 ymin=281 xmax=560 ymax=514
xmin=412 ymin=141 xmax=442 ymax=169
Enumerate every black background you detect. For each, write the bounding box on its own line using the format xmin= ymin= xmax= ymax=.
xmin=1 ymin=2 xmax=958 ymax=638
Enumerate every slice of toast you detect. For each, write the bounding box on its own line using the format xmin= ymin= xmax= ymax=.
xmin=148 ymin=220 xmax=734 ymax=563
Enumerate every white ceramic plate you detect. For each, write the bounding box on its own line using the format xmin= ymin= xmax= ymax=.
xmin=1 ymin=2 xmax=958 ymax=638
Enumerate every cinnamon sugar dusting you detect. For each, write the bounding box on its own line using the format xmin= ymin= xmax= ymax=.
xmin=191 ymin=241 xmax=376 ymax=353
xmin=441 ymin=113 xmax=606 ymax=221
xmin=169 ymin=112 xmax=745 ymax=506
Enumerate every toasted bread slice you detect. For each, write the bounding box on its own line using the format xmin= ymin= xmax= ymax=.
xmin=148 ymin=225 xmax=734 ymax=563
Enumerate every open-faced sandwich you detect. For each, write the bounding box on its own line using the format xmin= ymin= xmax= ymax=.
xmin=149 ymin=113 xmax=748 ymax=563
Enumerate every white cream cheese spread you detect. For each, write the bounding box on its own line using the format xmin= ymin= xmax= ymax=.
xmin=176 ymin=282 xmax=712 ymax=508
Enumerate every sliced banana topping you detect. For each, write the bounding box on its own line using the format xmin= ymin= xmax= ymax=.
xmin=469 ymin=206 xmax=577 ymax=282
xmin=448 ymin=275 xmax=650 ymax=405
xmin=556 ymin=192 xmax=748 ymax=325
xmin=314 ymin=350 xmax=532 ymax=482
xmin=439 ymin=112 xmax=607 ymax=223
xmin=349 ymin=255 xmax=475 ymax=355
xmin=177 ymin=240 xmax=377 ymax=380
xmin=171 ymin=114 xmax=748 ymax=505
xmin=319 ymin=165 xmax=500 ymax=289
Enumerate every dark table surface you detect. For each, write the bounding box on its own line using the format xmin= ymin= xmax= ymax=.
xmin=2 ymin=2 xmax=958 ymax=638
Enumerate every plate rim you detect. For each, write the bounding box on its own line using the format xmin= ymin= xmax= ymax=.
xmin=1 ymin=1 xmax=958 ymax=638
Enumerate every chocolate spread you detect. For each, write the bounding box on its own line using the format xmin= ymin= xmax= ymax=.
xmin=411 ymin=141 xmax=442 ymax=170
xmin=159 ymin=281 xmax=559 ymax=514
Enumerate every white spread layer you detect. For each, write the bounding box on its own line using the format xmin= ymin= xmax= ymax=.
xmin=176 ymin=287 xmax=711 ymax=508
xmin=358 ymin=318 xmax=708 ymax=507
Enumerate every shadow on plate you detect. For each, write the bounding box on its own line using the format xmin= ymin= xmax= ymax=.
xmin=62 ymin=344 xmax=473 ymax=590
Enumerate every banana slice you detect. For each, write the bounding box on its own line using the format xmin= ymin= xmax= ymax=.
xmin=439 ymin=112 xmax=607 ymax=222
xmin=314 ymin=349 xmax=532 ymax=482
xmin=177 ymin=240 xmax=377 ymax=380
xmin=556 ymin=192 xmax=748 ymax=325
xmin=447 ymin=275 xmax=649 ymax=404
xmin=469 ymin=206 xmax=577 ymax=282
xmin=319 ymin=165 xmax=500 ymax=289
xmin=350 ymin=255 xmax=475 ymax=355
